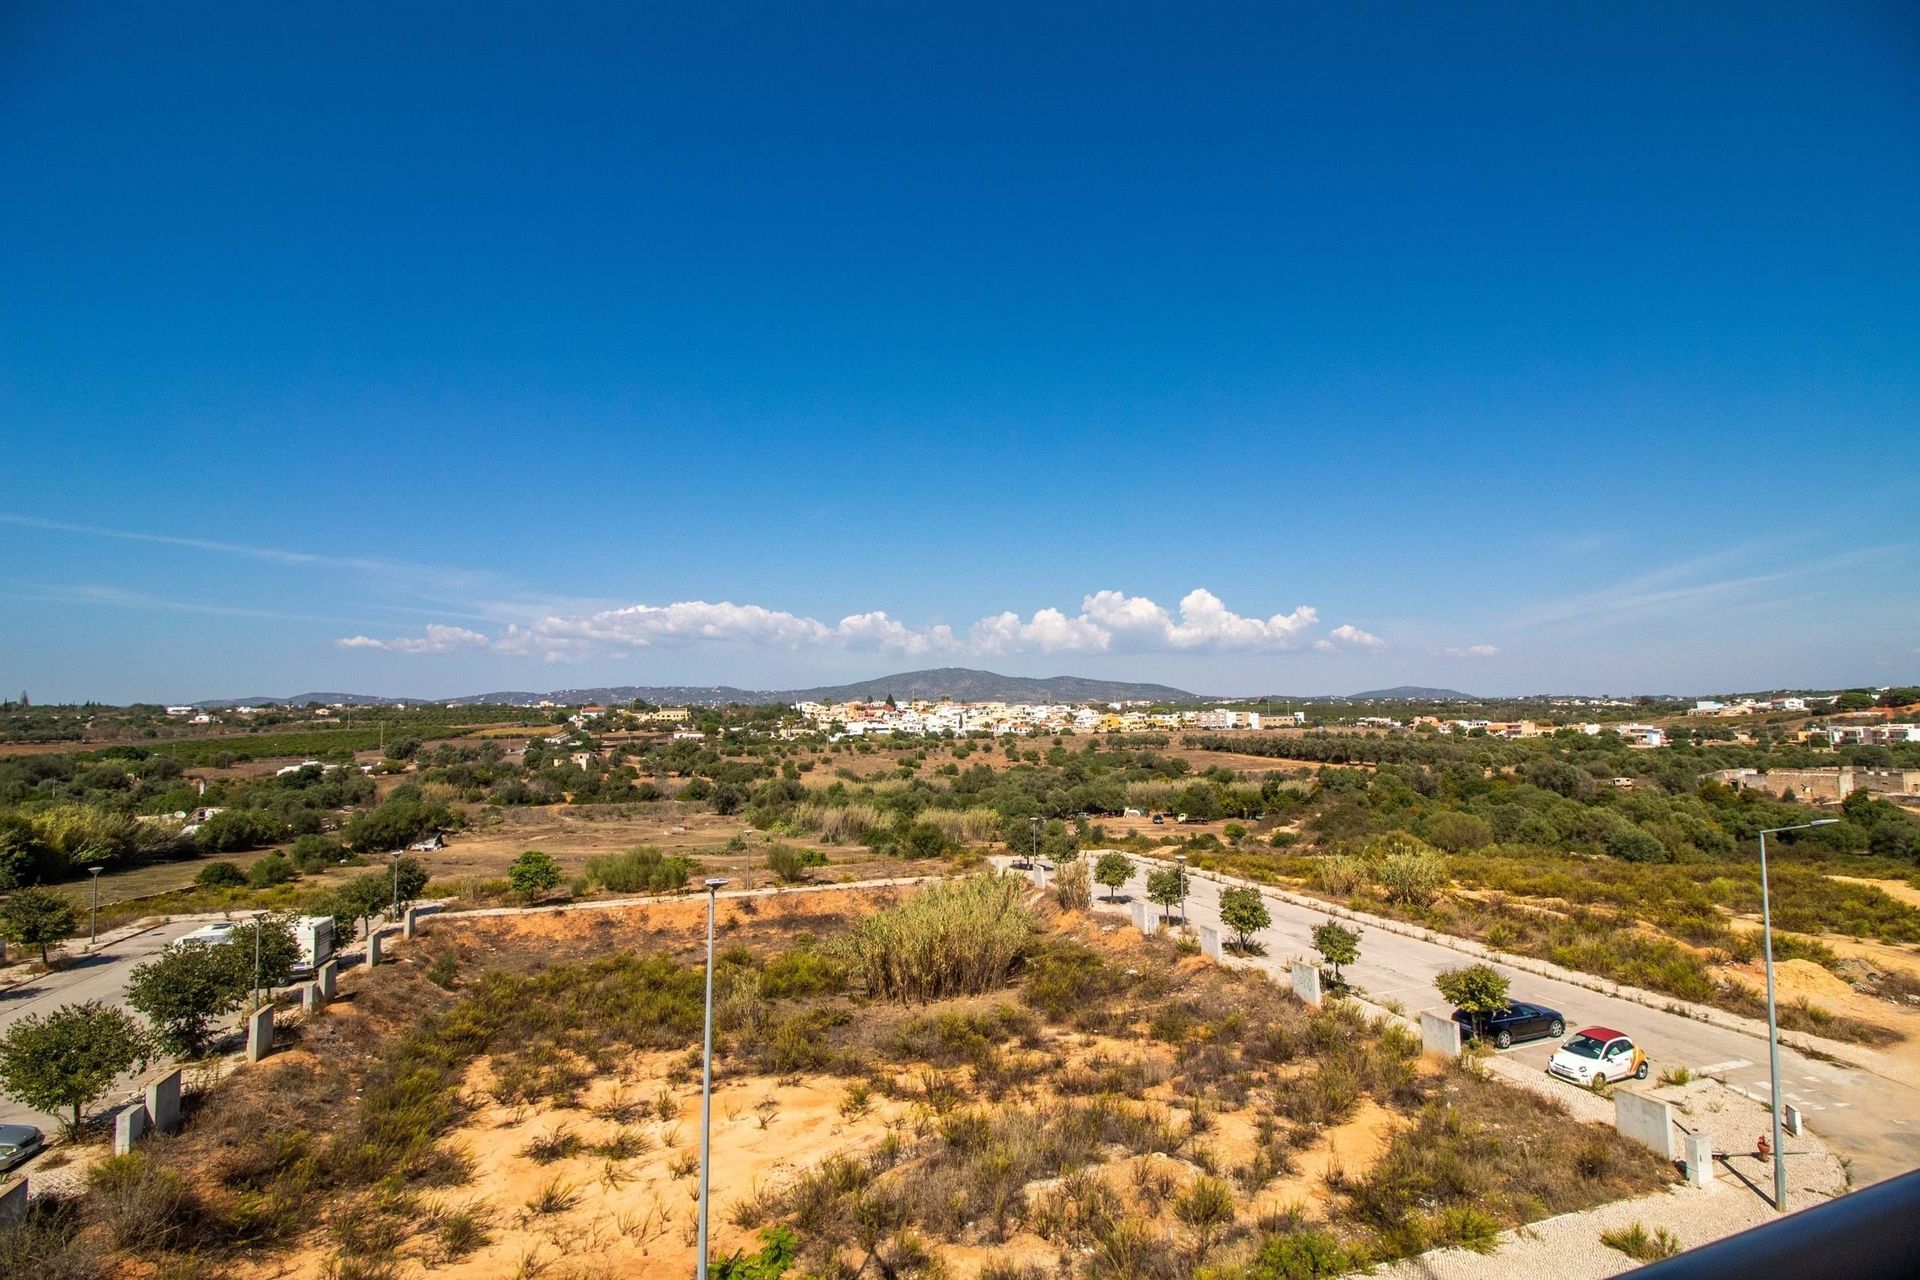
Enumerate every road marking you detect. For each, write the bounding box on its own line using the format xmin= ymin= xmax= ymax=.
xmin=1695 ymin=1059 xmax=1752 ymax=1075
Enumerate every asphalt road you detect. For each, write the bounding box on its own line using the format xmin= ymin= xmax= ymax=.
xmin=0 ymin=920 xmax=208 ymax=1132
xmin=1060 ymin=855 xmax=1920 ymax=1187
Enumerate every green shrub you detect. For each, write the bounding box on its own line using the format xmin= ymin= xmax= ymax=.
xmin=196 ymin=861 xmax=246 ymax=888
xmin=585 ymin=846 xmax=695 ymax=894
xmin=247 ymin=853 xmax=296 ymax=889
xmin=1600 ymin=1222 xmax=1681 ymax=1261
xmin=765 ymin=844 xmax=827 ymax=884
xmin=1242 ymin=1229 xmax=1351 ymax=1279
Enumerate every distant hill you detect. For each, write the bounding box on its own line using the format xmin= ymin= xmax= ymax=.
xmin=193 ymin=668 xmax=1203 ymax=710
xmin=773 ymin=667 xmax=1200 ymax=705
xmin=1346 ymin=685 xmax=1476 ymax=701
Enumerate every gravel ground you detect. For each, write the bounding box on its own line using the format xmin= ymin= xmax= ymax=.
xmin=1377 ymin=1072 xmax=1849 ymax=1278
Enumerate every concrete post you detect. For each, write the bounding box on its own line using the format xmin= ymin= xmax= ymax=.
xmin=113 ymin=1102 xmax=150 ymax=1155
xmin=145 ymin=1070 xmax=182 ymax=1134
xmin=246 ymin=1004 xmax=274 ymax=1063
xmin=403 ymin=906 xmax=419 ymax=939
xmin=1290 ymin=960 xmax=1323 ymax=1007
xmin=1613 ymin=1090 xmax=1676 ymax=1160
xmin=1197 ymin=925 xmax=1222 ymax=962
xmin=301 ymin=982 xmax=324 ymax=1015
xmin=1032 ymin=864 xmax=1048 ymax=890
xmin=367 ymin=930 xmax=384 ymax=967
xmin=316 ymin=959 xmax=337 ymax=999
xmin=0 ymin=1177 xmax=25 ymax=1227
xmin=1419 ymin=1010 xmax=1462 ymax=1059
xmin=1131 ymin=901 xmax=1158 ymax=934
xmin=1684 ymin=1130 xmax=1715 ymax=1187
xmin=1784 ymin=1104 xmax=1802 ymax=1137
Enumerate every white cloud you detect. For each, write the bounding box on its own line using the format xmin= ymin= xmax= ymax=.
xmin=338 ymin=588 xmax=1330 ymax=661
xmin=1440 ymin=643 xmax=1500 ymax=658
xmin=336 ymin=624 xmax=492 ymax=654
xmin=1314 ymin=623 xmax=1385 ymax=653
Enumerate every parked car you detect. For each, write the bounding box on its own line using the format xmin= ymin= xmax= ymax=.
xmin=1452 ymin=1000 xmax=1566 ymax=1048
xmin=1548 ymin=1026 xmax=1648 ymax=1086
xmin=171 ymin=921 xmax=236 ymax=949
xmin=0 ymin=1123 xmax=44 ymax=1173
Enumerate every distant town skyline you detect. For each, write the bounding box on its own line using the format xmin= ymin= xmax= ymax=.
xmin=3 ymin=5 xmax=1915 ymax=702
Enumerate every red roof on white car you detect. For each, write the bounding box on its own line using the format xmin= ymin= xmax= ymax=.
xmin=1579 ymin=1026 xmax=1626 ymax=1041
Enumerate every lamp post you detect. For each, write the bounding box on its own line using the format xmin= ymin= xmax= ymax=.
xmin=696 ymin=876 xmax=729 ymax=1280
xmin=1029 ymin=816 xmax=1042 ymax=869
xmin=1175 ymin=852 xmax=1188 ymax=924
xmin=1758 ymin=818 xmax=1838 ymax=1211
xmin=87 ymin=866 xmax=104 ymax=945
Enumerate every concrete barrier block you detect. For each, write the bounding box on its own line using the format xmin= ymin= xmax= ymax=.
xmin=403 ymin=906 xmax=419 ymax=939
xmin=1784 ymin=1104 xmax=1802 ymax=1137
xmin=1130 ymin=901 xmax=1155 ymax=934
xmin=1419 ymin=1010 xmax=1462 ymax=1059
xmin=246 ymin=1004 xmax=274 ymax=1063
xmin=301 ymin=982 xmax=324 ymax=1015
xmin=1614 ymin=1090 xmax=1675 ymax=1160
xmin=0 ymin=1177 xmax=25 ymax=1227
xmin=1197 ymin=925 xmax=1222 ymax=961
xmin=1289 ymin=960 xmax=1323 ymax=1007
xmin=316 ymin=960 xmax=337 ymax=999
xmin=1683 ymin=1130 xmax=1714 ymax=1187
xmin=367 ymin=930 xmax=384 ymax=967
xmin=114 ymin=1102 xmax=150 ymax=1155
xmin=145 ymin=1070 xmax=182 ymax=1134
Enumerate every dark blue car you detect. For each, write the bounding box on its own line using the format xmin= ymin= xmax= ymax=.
xmin=1452 ymin=1000 xmax=1566 ymax=1049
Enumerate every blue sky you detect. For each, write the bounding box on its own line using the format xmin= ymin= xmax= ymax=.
xmin=2 ymin=3 xmax=1915 ymax=702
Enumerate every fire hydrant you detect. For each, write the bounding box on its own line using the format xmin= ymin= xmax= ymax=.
xmin=1757 ymin=1134 xmax=1771 ymax=1160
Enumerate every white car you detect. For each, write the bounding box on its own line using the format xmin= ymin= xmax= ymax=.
xmin=1548 ymin=1026 xmax=1648 ymax=1087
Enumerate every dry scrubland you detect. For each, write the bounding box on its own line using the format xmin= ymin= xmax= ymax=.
xmin=5 ymin=877 xmax=1677 ymax=1280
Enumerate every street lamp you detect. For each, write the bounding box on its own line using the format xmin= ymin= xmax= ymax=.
xmin=87 ymin=866 xmax=104 ymax=945
xmin=1175 ymin=852 xmax=1188 ymax=924
xmin=1029 ymin=816 xmax=1042 ymax=868
xmin=1758 ymin=818 xmax=1838 ymax=1211
xmin=696 ymin=876 xmax=729 ymax=1280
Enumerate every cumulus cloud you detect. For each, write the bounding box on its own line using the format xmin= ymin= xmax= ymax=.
xmin=1314 ymin=623 xmax=1386 ymax=653
xmin=1440 ymin=644 xmax=1500 ymax=658
xmin=337 ymin=588 xmax=1333 ymax=661
xmin=335 ymin=624 xmax=492 ymax=654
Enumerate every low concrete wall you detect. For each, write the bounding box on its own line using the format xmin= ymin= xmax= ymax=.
xmin=1197 ymin=925 xmax=1222 ymax=961
xmin=301 ymin=982 xmax=325 ymax=1014
xmin=0 ymin=1177 xmax=25 ymax=1226
xmin=1614 ymin=1089 xmax=1676 ymax=1160
xmin=316 ymin=959 xmax=337 ymax=999
xmin=403 ymin=906 xmax=420 ymax=939
xmin=1419 ymin=1010 xmax=1462 ymax=1059
xmin=114 ymin=1102 xmax=150 ymax=1155
xmin=1683 ymin=1129 xmax=1714 ymax=1187
xmin=145 ymin=1069 xmax=182 ymax=1134
xmin=1131 ymin=901 xmax=1158 ymax=935
xmin=367 ymin=930 xmax=384 ymax=967
xmin=246 ymin=1004 xmax=275 ymax=1063
xmin=1290 ymin=960 xmax=1322 ymax=1007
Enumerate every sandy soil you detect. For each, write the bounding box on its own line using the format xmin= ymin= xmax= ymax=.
xmin=1828 ymin=875 xmax=1920 ymax=912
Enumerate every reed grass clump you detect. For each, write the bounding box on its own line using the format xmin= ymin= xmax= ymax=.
xmin=840 ymin=874 xmax=1033 ymax=1003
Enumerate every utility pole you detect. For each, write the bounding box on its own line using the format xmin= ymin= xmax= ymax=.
xmin=1758 ymin=819 xmax=1838 ymax=1211
xmin=88 ymin=865 xmax=104 ymax=945
xmin=695 ymin=876 xmax=729 ymax=1280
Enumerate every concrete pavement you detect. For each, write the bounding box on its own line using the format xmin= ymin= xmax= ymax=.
xmin=1042 ymin=853 xmax=1920 ymax=1187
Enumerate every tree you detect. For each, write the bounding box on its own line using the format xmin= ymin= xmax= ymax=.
xmin=1218 ymin=886 xmax=1271 ymax=951
xmin=128 ymin=941 xmax=250 ymax=1057
xmin=195 ymin=861 xmax=246 ymax=888
xmin=1146 ymin=866 xmax=1187 ymax=921
xmin=509 ymin=849 xmax=562 ymax=902
xmin=1605 ymin=826 xmax=1670 ymax=864
xmin=1435 ymin=963 xmax=1510 ymax=1027
xmin=227 ymin=914 xmax=301 ymax=997
xmin=1094 ymin=852 xmax=1132 ymax=901
xmin=0 ymin=885 xmax=79 ymax=968
xmin=0 ymin=1001 xmax=148 ymax=1139
xmin=1311 ymin=920 xmax=1361 ymax=986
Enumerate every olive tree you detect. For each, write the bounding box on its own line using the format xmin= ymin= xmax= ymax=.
xmin=1435 ymin=962 xmax=1511 ymax=1028
xmin=0 ymin=1001 xmax=149 ymax=1138
xmin=0 ymin=885 xmax=79 ymax=968
xmin=509 ymin=849 xmax=562 ymax=902
xmin=1311 ymin=920 xmax=1361 ymax=986
xmin=1218 ymin=886 xmax=1271 ymax=951
xmin=1093 ymin=852 xmax=1132 ymax=902
xmin=128 ymin=942 xmax=249 ymax=1058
